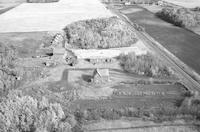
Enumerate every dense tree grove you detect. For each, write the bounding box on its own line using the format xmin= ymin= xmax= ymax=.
xmin=157 ymin=7 xmax=199 ymax=28
xmin=64 ymin=17 xmax=138 ymax=49
xmin=0 ymin=90 xmax=72 ymax=132
xmin=118 ymin=52 xmax=173 ymax=77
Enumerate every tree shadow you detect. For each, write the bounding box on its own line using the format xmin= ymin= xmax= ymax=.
xmin=82 ymin=74 xmax=92 ymax=82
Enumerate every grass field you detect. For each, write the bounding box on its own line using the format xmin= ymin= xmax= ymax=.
xmin=67 ymin=68 xmax=178 ymax=84
xmin=0 ymin=0 xmax=26 ymax=3
xmin=163 ymin=0 xmax=200 ymax=8
xmin=0 ymin=32 xmax=51 ymax=57
xmin=85 ymin=119 xmax=198 ymax=132
xmin=120 ymin=5 xmax=200 ymax=75
xmin=70 ymin=81 xmax=186 ymax=111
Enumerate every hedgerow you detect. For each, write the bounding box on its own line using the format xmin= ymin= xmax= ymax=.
xmin=64 ymin=17 xmax=138 ymax=49
xmin=157 ymin=7 xmax=199 ymax=28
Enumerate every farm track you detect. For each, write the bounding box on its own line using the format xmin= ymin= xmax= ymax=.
xmin=109 ymin=6 xmax=200 ymax=92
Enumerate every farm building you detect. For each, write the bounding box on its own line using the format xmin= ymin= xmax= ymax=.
xmin=92 ymin=69 xmax=110 ymax=84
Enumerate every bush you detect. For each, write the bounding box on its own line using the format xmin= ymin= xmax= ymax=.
xmin=118 ymin=52 xmax=173 ymax=77
xmin=132 ymin=23 xmax=145 ymax=31
xmin=0 ymin=90 xmax=72 ymax=132
xmin=85 ymin=109 xmax=101 ymax=121
xmin=64 ymin=17 xmax=138 ymax=49
xmin=157 ymin=7 xmax=198 ymax=28
xmin=101 ymin=109 xmax=121 ymax=120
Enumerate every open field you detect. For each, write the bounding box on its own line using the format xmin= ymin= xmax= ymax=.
xmin=85 ymin=119 xmax=198 ymax=132
xmin=120 ymin=8 xmax=143 ymax=14
xmin=0 ymin=0 xmax=23 ymax=15
xmin=163 ymin=0 xmax=200 ymax=8
xmin=119 ymin=5 xmax=200 ymax=75
xmin=69 ymin=78 xmax=186 ymax=111
xmin=140 ymin=5 xmax=162 ymax=13
xmin=70 ymin=95 xmax=183 ymax=112
xmin=66 ymin=68 xmax=178 ymax=83
xmin=0 ymin=0 xmax=115 ymax=32
xmin=0 ymin=32 xmax=51 ymax=57
xmin=0 ymin=0 xmax=26 ymax=3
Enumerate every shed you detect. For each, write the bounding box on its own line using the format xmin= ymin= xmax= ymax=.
xmin=92 ymin=69 xmax=110 ymax=84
